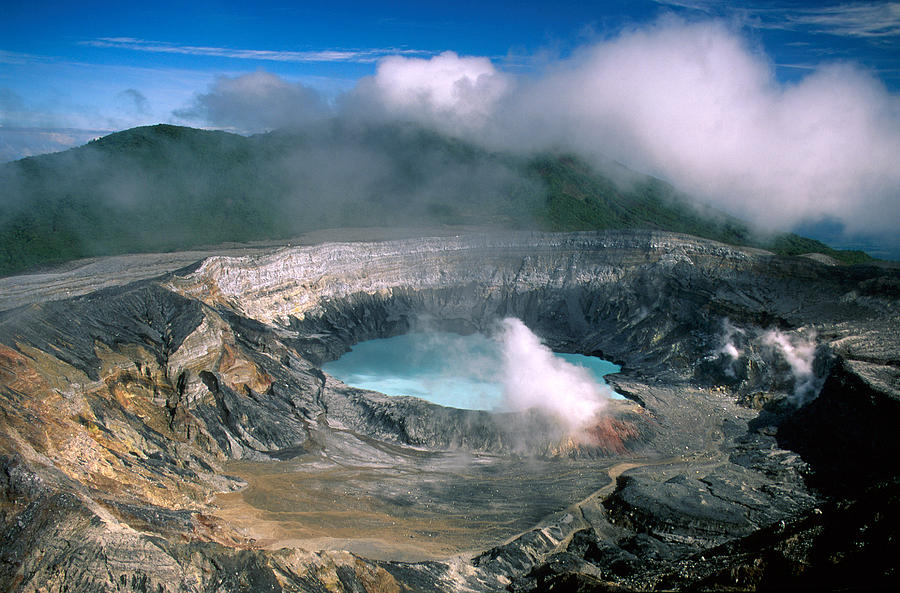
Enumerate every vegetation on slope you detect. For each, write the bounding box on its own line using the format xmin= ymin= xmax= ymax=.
xmin=529 ymin=155 xmax=873 ymax=265
xmin=0 ymin=123 xmax=872 ymax=277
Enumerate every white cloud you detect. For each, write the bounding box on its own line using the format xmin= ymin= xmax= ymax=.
xmin=767 ymin=3 xmax=900 ymax=39
xmin=331 ymin=18 xmax=900 ymax=237
xmin=652 ymin=1 xmax=900 ymax=40
xmin=0 ymin=49 xmax=52 ymax=65
xmin=167 ymin=18 xmax=900 ymax=243
xmin=484 ymin=19 xmax=900 ymax=235
xmin=347 ymin=51 xmax=512 ymax=134
xmin=83 ymin=38 xmax=434 ymax=64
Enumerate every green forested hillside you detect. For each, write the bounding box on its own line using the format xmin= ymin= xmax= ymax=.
xmin=0 ymin=123 xmax=872 ymax=276
xmin=528 ymin=155 xmax=872 ymax=264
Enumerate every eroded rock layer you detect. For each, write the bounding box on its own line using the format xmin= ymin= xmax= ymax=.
xmin=1 ymin=230 xmax=898 ymax=592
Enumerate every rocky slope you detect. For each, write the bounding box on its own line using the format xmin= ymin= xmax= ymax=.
xmin=1 ymin=230 xmax=897 ymax=592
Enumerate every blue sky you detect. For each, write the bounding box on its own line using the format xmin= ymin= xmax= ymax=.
xmin=2 ymin=1 xmax=899 ymax=254
xmin=3 ymin=0 xmax=898 ymax=138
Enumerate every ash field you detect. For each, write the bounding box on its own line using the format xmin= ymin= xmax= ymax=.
xmin=1 ymin=229 xmax=898 ymax=592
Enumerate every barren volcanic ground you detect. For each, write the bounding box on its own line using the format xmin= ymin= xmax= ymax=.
xmin=1 ymin=230 xmax=898 ymax=592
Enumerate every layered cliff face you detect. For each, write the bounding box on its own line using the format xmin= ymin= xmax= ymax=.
xmin=1 ymin=231 xmax=897 ymax=592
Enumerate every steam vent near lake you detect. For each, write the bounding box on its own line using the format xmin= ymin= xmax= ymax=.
xmin=1 ymin=230 xmax=899 ymax=592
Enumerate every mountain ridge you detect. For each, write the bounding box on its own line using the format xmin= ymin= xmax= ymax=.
xmin=0 ymin=122 xmax=873 ymax=277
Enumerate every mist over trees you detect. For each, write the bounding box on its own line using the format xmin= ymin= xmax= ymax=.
xmin=0 ymin=121 xmax=872 ymax=277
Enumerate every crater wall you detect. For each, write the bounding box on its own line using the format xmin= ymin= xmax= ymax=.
xmin=1 ymin=231 xmax=898 ymax=592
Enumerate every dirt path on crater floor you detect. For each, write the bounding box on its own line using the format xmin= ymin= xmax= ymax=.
xmin=212 ymin=452 xmax=624 ymax=562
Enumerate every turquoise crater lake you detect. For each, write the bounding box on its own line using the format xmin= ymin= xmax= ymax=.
xmin=323 ymin=331 xmax=623 ymax=411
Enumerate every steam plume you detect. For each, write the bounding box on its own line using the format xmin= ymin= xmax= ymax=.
xmin=762 ymin=328 xmax=823 ymax=404
xmin=498 ymin=318 xmax=610 ymax=430
xmin=717 ymin=318 xmax=745 ymax=362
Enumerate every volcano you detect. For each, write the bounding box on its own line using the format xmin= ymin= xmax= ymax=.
xmin=1 ymin=230 xmax=898 ymax=592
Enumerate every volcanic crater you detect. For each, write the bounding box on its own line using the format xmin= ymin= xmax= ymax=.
xmin=1 ymin=230 xmax=898 ymax=592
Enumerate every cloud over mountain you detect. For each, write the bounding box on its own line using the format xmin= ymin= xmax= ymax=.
xmin=345 ymin=51 xmax=512 ymax=134
xmin=487 ymin=18 xmax=900 ymax=237
xmin=173 ymin=18 xmax=899 ymax=245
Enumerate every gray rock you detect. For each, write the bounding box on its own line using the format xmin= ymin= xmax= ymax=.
xmin=1 ymin=230 xmax=897 ymax=592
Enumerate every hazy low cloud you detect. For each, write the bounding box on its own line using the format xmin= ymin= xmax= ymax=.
xmin=348 ymin=18 xmax=900 ymax=238
xmin=0 ymin=127 xmax=110 ymax=163
xmin=489 ymin=18 xmax=900 ymax=236
xmin=0 ymin=88 xmax=29 ymax=126
xmin=1 ymin=88 xmax=108 ymax=161
xmin=174 ymin=71 xmax=328 ymax=132
xmin=175 ymin=17 xmax=900 ymax=241
xmin=116 ymin=89 xmax=149 ymax=115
